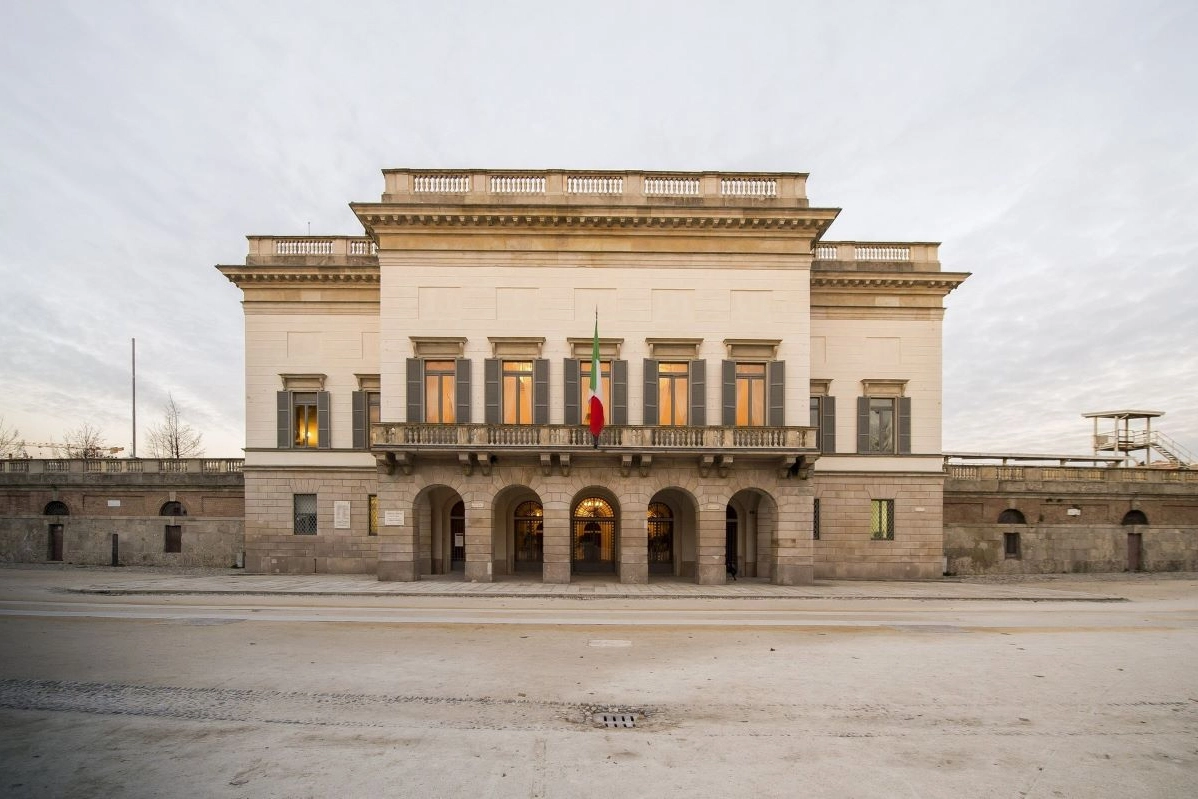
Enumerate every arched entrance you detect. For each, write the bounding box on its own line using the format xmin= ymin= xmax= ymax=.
xmin=647 ymin=502 xmax=673 ymax=575
xmin=414 ymin=485 xmax=466 ymax=576
xmin=727 ymin=489 xmax=779 ymax=579
xmin=513 ymin=500 xmax=544 ymax=573
xmin=572 ymin=496 xmax=616 ymax=574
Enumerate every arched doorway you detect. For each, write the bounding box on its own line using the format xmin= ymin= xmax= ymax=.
xmin=572 ymin=496 xmax=616 ymax=574
xmin=513 ymin=500 xmax=544 ymax=572
xmin=449 ymin=500 xmax=465 ymax=572
xmin=647 ymin=502 xmax=673 ymax=575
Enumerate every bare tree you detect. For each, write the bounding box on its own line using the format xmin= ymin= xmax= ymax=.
xmin=60 ymin=422 xmax=110 ymax=458
xmin=146 ymin=395 xmax=205 ymax=459
xmin=0 ymin=416 xmax=19 ymax=457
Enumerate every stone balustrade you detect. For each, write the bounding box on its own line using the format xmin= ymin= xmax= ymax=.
xmin=381 ymin=169 xmax=811 ymax=206
xmin=0 ymin=458 xmax=244 ymax=476
xmin=245 ymin=236 xmax=376 ymax=264
xmin=946 ymin=463 xmax=1198 ymax=485
xmin=371 ymin=423 xmax=816 ymax=452
xmin=813 ymin=241 xmax=940 ymax=266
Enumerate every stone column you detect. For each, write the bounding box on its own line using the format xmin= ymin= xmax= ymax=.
xmin=541 ymin=500 xmax=571 ymax=584
xmin=464 ymin=496 xmax=493 ymax=582
xmin=619 ymin=496 xmax=648 ymax=584
xmin=773 ymin=487 xmax=814 ymax=585
xmin=696 ymin=501 xmax=727 ymax=585
xmin=376 ymin=472 xmax=417 ymax=582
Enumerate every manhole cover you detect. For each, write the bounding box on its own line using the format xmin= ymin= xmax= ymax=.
xmin=596 ymin=713 xmax=637 ymax=728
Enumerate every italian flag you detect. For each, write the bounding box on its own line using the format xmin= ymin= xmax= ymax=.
xmin=588 ymin=313 xmax=605 ymax=445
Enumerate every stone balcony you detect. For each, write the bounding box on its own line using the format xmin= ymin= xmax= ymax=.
xmin=244 ymin=235 xmax=378 ymax=266
xmin=371 ymin=423 xmax=818 ymax=476
xmin=0 ymin=458 xmax=245 ymax=486
xmin=813 ymin=241 xmax=941 ymax=271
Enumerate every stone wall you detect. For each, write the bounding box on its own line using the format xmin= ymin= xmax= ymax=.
xmin=0 ymin=459 xmax=246 ymax=568
xmin=944 ymin=465 xmax=1198 ymax=575
xmin=813 ymin=472 xmax=944 ymax=579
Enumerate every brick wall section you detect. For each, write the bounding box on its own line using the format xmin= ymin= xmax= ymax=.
xmin=813 ymin=473 xmax=945 ymax=579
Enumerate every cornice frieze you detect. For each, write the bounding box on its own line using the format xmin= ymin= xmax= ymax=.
xmin=356 ymin=211 xmax=832 ymax=232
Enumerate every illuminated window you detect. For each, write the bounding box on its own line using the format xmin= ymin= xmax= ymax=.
xmin=735 ymin=363 xmax=766 ymax=426
xmin=293 ymin=393 xmax=319 ymax=448
xmin=503 ymin=361 xmax=534 ymax=424
xmin=368 ymin=494 xmax=378 ymax=536
xmin=870 ymin=499 xmax=894 ymax=540
xmin=658 ymin=362 xmax=689 ymax=426
xmin=424 ymin=361 xmax=456 ymax=423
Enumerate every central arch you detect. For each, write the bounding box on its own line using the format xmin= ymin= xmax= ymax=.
xmin=572 ymin=495 xmax=617 ymax=574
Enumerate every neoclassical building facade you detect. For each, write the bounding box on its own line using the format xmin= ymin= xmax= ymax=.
xmin=218 ymin=169 xmax=967 ymax=583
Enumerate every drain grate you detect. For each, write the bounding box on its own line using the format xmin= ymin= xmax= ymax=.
xmin=597 ymin=713 xmax=637 ymax=728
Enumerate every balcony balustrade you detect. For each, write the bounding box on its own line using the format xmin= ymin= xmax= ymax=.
xmin=371 ymin=423 xmax=816 ymax=453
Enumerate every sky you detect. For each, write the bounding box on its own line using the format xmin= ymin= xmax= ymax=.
xmin=1 ymin=0 xmax=1195 ymax=461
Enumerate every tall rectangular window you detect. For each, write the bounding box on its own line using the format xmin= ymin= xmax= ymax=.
xmin=658 ymin=362 xmax=689 ymax=426
xmin=868 ymin=398 xmax=895 ymax=453
xmin=502 ymin=361 xmax=534 ymax=424
xmin=870 ymin=499 xmax=895 ymax=540
xmin=423 ymin=361 xmax=456 ymax=423
xmin=579 ymin=359 xmax=612 ymax=428
xmin=294 ymin=494 xmax=317 ymax=535
xmin=813 ymin=498 xmax=821 ymax=541
xmin=293 ymin=393 xmax=319 ymax=448
xmin=367 ymin=391 xmax=381 ymax=426
xmin=735 ymin=363 xmax=766 ymax=426
xmin=164 ymin=525 xmax=182 ymax=553
xmin=1004 ymin=532 xmax=1021 ymax=559
xmin=368 ymin=494 xmax=379 ymax=536
xmin=810 ymin=396 xmax=820 ymax=428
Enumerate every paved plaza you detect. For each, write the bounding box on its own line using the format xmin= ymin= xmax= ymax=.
xmin=0 ymin=566 xmax=1195 ymax=798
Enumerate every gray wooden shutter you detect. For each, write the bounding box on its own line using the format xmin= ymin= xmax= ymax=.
xmin=721 ymin=360 xmax=736 ymax=426
xmin=612 ymin=359 xmax=628 ymax=426
xmin=642 ymin=359 xmax=659 ymax=426
xmin=689 ymin=359 xmax=706 ymax=426
xmin=277 ymin=391 xmax=292 ymax=449
xmin=563 ymin=358 xmax=580 ymax=426
xmin=820 ymin=395 xmax=837 ymax=453
xmin=898 ymin=397 xmax=912 ymax=454
xmin=534 ymin=359 xmax=549 ymax=425
xmin=455 ymin=359 xmax=471 ymax=423
xmin=856 ymin=397 xmax=870 ymax=454
xmin=484 ymin=358 xmax=500 ymax=424
xmin=317 ymin=391 xmax=331 ymax=450
xmin=768 ymin=361 xmax=785 ymax=427
xmin=352 ymin=390 xmax=367 ymax=450
xmin=406 ymin=358 xmax=423 ymax=423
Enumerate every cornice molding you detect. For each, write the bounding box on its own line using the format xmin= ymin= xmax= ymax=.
xmin=811 ymin=272 xmax=969 ymax=293
xmin=353 ymin=206 xmax=838 ymax=234
xmin=217 ymin=265 xmax=379 ymax=287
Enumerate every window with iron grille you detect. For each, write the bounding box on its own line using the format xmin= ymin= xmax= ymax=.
xmin=294 ymin=494 xmax=317 ymax=535
xmin=870 ymin=499 xmax=894 ymax=540
xmin=368 ymin=494 xmax=378 ymax=536
xmin=813 ymin=498 xmax=821 ymax=540
xmin=164 ymin=525 xmax=182 ymax=553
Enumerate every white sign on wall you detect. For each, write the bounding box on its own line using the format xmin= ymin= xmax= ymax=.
xmin=334 ymin=501 xmax=351 ymax=529
xmin=107 ymin=499 xmax=120 ymax=508
xmin=384 ymin=510 xmax=405 ymax=526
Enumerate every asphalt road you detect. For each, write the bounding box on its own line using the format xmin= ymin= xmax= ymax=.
xmin=1 ymin=570 xmax=1195 ymax=798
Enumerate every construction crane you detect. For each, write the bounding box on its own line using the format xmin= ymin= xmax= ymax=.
xmin=13 ymin=442 xmax=125 ymax=459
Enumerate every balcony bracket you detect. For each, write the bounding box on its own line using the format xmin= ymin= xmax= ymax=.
xmin=698 ymin=454 xmax=715 ymax=478
xmin=377 ymin=451 xmax=411 ymax=476
xmin=476 ymin=452 xmax=493 ymax=476
xmin=558 ymin=453 xmax=571 ymax=477
xmin=779 ymin=455 xmax=814 ymax=480
xmin=717 ymin=455 xmax=733 ymax=478
xmin=619 ymin=454 xmax=634 ymax=477
xmin=540 ymin=453 xmax=553 ymax=476
xmin=458 ymin=452 xmax=473 ymax=476
xmin=638 ymin=454 xmax=652 ymax=478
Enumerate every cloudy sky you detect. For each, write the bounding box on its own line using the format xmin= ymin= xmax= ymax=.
xmin=1 ymin=0 xmax=1195 ymax=461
